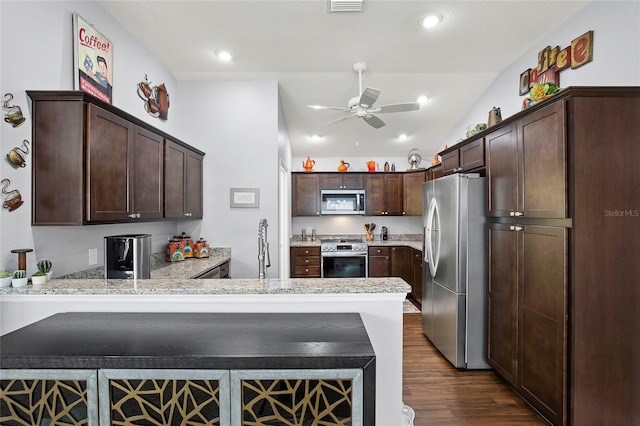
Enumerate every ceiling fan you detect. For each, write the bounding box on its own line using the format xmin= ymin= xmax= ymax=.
xmin=308 ymin=61 xmax=420 ymax=129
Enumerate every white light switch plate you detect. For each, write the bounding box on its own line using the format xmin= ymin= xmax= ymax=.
xmin=88 ymin=248 xmax=98 ymax=265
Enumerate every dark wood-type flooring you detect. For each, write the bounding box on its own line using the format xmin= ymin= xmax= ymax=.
xmin=403 ymin=312 xmax=548 ymax=425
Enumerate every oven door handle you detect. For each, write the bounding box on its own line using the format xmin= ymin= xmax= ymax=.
xmin=321 ymin=252 xmax=368 ymax=257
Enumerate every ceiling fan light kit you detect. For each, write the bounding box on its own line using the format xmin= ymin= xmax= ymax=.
xmin=309 ymin=61 xmax=420 ymax=129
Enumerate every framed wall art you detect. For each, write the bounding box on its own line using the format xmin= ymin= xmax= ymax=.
xmin=73 ymin=13 xmax=113 ymax=104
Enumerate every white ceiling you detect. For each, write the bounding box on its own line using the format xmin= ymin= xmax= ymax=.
xmin=98 ymin=0 xmax=589 ymax=158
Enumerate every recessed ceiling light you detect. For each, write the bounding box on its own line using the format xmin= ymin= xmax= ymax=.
xmin=310 ymin=134 xmax=323 ymax=142
xmin=398 ymin=134 xmax=408 ymax=141
xmin=215 ymin=49 xmax=233 ymax=62
xmin=416 ymin=95 xmax=429 ymax=104
xmin=420 ymin=13 xmax=443 ymax=29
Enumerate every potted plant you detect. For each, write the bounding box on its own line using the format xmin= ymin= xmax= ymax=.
xmin=12 ymin=270 xmax=27 ymax=287
xmin=31 ymin=270 xmax=47 ymax=285
xmin=0 ymin=270 xmax=11 ymax=287
xmin=37 ymin=259 xmax=53 ymax=281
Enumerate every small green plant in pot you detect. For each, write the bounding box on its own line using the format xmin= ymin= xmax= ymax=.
xmin=12 ymin=270 xmax=28 ymax=288
xmin=31 ymin=270 xmax=47 ymax=285
xmin=0 ymin=270 xmax=11 ymax=287
xmin=37 ymin=259 xmax=53 ymax=281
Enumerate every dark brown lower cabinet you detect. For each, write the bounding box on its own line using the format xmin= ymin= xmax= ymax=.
xmin=488 ymin=223 xmax=567 ymax=426
xmin=410 ymin=248 xmax=423 ymax=306
xmin=290 ymin=247 xmax=320 ymax=277
xmin=368 ymin=246 xmax=390 ymax=277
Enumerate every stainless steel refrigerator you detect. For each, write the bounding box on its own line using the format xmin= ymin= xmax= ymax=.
xmin=422 ymin=173 xmax=490 ymax=369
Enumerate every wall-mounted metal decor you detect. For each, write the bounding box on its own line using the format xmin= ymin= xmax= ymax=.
xmin=6 ymin=139 xmax=29 ymax=169
xmin=1 ymin=179 xmax=23 ymax=211
xmin=137 ymin=74 xmax=170 ymax=120
xmin=2 ymin=93 xmax=26 ymax=127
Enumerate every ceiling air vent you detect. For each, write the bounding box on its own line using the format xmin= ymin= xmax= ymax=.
xmin=328 ymin=0 xmax=363 ymax=12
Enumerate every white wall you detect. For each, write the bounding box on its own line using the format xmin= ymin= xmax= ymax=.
xmin=0 ymin=1 xmax=181 ymax=276
xmin=175 ymin=81 xmax=282 ymax=278
xmin=441 ymin=0 xmax=640 ymax=150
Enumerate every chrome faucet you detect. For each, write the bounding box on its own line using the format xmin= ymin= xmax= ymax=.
xmin=258 ymin=218 xmax=271 ymax=279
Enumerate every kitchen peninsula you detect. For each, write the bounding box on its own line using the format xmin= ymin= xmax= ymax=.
xmin=0 ymin=275 xmax=410 ymax=425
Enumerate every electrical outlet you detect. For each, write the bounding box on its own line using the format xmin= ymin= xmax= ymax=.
xmin=88 ymin=248 xmax=98 ymax=265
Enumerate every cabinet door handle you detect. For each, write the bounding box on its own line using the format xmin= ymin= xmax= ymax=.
xmin=128 ymin=213 xmax=140 ymax=219
xmin=514 ymin=211 xmax=524 ymax=217
xmin=510 ymin=225 xmax=523 ymax=231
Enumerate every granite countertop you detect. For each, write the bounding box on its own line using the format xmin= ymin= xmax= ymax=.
xmin=55 ymin=248 xmax=232 ymax=280
xmin=291 ymin=238 xmax=422 ymax=251
xmin=0 ymin=277 xmax=411 ymax=296
xmin=150 ymin=253 xmax=230 ymax=279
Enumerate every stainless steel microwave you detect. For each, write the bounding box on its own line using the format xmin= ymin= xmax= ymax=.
xmin=321 ymin=189 xmax=366 ymax=215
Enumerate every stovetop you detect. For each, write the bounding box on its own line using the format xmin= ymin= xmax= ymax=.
xmin=320 ymin=238 xmax=368 ymax=253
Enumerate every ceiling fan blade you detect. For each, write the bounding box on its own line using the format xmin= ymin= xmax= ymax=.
xmin=363 ymin=114 xmax=385 ymax=129
xmin=372 ymin=102 xmax=421 ymax=113
xmin=308 ymin=104 xmax=350 ymax=111
xmin=324 ymin=113 xmax=356 ymax=127
xmin=359 ymin=87 xmax=380 ymax=108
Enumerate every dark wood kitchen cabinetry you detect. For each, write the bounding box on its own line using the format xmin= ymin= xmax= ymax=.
xmin=403 ymin=170 xmax=426 ymax=216
xmin=290 ymin=247 xmax=320 ymax=277
xmin=292 ymin=173 xmax=320 ymax=216
xmin=487 ymin=223 xmax=567 ymax=425
xmin=365 ymin=173 xmax=404 ymax=215
xmin=27 ymin=91 xmax=204 ymax=225
xmin=368 ymin=246 xmax=390 ymax=277
xmin=410 ymin=248 xmax=423 ymax=305
xmin=485 ymin=101 xmax=566 ymax=219
xmin=390 ymin=246 xmax=410 ymax=281
xmin=484 ymin=87 xmax=640 ymax=426
xmin=320 ymin=173 xmax=364 ymax=189
xmin=441 ymin=138 xmax=485 ymax=175
xmin=164 ymin=141 xmax=204 ymax=219
xmin=87 ymin=105 xmax=164 ymax=222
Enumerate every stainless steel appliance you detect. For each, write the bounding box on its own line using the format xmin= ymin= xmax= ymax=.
xmin=104 ymin=234 xmax=151 ymax=279
xmin=321 ymin=239 xmax=368 ymax=278
xmin=258 ymin=218 xmax=271 ymax=279
xmin=422 ymin=173 xmax=490 ymax=369
xmin=320 ymin=190 xmax=365 ymax=215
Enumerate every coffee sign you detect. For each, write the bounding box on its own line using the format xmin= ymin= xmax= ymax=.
xmin=519 ymin=30 xmax=594 ymax=95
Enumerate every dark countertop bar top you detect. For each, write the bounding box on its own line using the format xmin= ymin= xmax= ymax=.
xmin=0 ymin=312 xmax=375 ymax=370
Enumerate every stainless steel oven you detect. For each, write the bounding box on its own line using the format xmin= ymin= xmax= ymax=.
xmin=321 ymin=239 xmax=368 ymax=278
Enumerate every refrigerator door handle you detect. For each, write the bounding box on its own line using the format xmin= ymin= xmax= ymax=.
xmin=426 ymin=198 xmax=440 ymax=277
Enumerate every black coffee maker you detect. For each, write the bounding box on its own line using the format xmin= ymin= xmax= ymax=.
xmin=381 ymin=226 xmax=389 ymax=241
xmin=104 ymin=234 xmax=151 ymax=279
